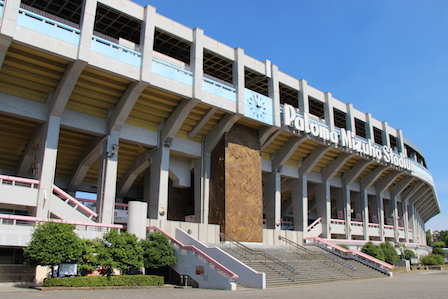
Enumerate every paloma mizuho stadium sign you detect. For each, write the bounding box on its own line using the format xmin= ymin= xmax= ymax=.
xmin=282 ymin=104 xmax=414 ymax=171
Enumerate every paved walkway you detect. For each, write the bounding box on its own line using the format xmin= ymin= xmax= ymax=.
xmin=1 ymin=271 xmax=447 ymax=299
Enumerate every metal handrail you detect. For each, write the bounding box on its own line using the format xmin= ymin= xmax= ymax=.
xmin=278 ymin=236 xmax=356 ymax=274
xmin=219 ymin=233 xmax=299 ymax=281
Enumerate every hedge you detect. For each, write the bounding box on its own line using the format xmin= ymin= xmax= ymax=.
xmin=43 ymin=275 xmax=163 ymax=287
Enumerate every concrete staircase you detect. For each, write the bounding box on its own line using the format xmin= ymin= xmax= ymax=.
xmin=217 ymin=243 xmax=387 ymax=288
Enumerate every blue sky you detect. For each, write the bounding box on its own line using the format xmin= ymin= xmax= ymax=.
xmin=136 ymin=0 xmax=448 ymax=231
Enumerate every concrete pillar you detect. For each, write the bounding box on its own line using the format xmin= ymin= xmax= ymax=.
xmin=78 ymin=0 xmax=97 ymax=62
xmin=201 ymin=152 xmax=211 ymax=224
xmin=269 ymin=64 xmax=281 ymax=127
xmin=409 ymin=203 xmax=416 ymax=242
xmin=324 ymin=92 xmax=334 ymax=131
xmin=403 ymin=200 xmax=409 ymax=242
xmin=392 ymin=196 xmax=399 ymax=243
xmin=377 ymin=192 xmax=385 ymax=241
xmin=346 ymin=103 xmax=355 ymax=133
xmin=193 ymin=159 xmax=202 ymax=223
xmin=342 ymin=185 xmax=351 ymax=239
xmin=139 ymin=5 xmax=156 ymax=83
xmin=365 ymin=113 xmax=375 ymax=142
xmin=149 ymin=145 xmax=170 ymax=220
xmin=298 ymin=80 xmax=309 ymax=120
xmin=292 ymin=175 xmax=308 ymax=233
xmin=397 ymin=129 xmax=405 ymax=154
xmin=35 ymin=115 xmax=61 ymax=218
xmin=233 ymin=47 xmax=245 ymax=114
xmin=127 ymin=201 xmax=148 ymax=240
xmin=315 ymin=181 xmax=331 ymax=238
xmin=96 ymin=130 xmax=119 ymax=224
xmin=382 ymin=122 xmax=390 ymax=147
xmin=264 ymin=171 xmax=281 ymax=230
xmin=191 ymin=28 xmax=204 ymax=100
xmin=361 ymin=190 xmax=369 ymax=240
xmin=0 ymin=0 xmax=20 ymax=67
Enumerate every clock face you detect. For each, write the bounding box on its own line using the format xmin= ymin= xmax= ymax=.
xmin=247 ymin=94 xmax=267 ymax=119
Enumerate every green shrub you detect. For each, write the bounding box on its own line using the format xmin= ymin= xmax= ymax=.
xmin=361 ymin=242 xmax=385 ymax=261
xmin=43 ymin=275 xmax=163 ymax=287
xmin=380 ymin=242 xmax=399 ymax=265
xmin=404 ymin=249 xmax=415 ymax=260
xmin=432 ymin=247 xmax=446 ymax=257
xmin=420 ymin=254 xmax=444 ymax=266
xmin=140 ymin=232 xmax=177 ymax=269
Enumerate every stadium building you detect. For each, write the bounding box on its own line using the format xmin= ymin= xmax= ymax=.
xmin=0 ymin=0 xmax=440 ymax=287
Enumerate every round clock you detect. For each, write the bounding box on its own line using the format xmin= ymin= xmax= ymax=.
xmin=247 ymin=94 xmax=267 ymax=119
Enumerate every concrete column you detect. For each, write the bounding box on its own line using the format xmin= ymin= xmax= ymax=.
xmin=397 ymin=129 xmax=405 ymax=154
xmin=35 ymin=115 xmax=61 ymax=218
xmin=78 ymin=0 xmax=98 ymax=62
xmin=298 ymin=80 xmax=309 ymax=120
xmin=269 ymin=64 xmax=281 ymax=127
xmin=0 ymin=0 xmax=20 ymax=67
xmin=201 ymin=152 xmax=211 ymax=224
xmin=409 ymin=203 xmax=416 ymax=242
xmin=291 ymin=175 xmax=308 ymax=233
xmin=233 ymin=47 xmax=245 ymax=114
xmin=392 ymin=196 xmax=399 ymax=243
xmin=264 ymin=171 xmax=281 ymax=230
xmin=346 ymin=103 xmax=355 ymax=132
xmin=377 ymin=192 xmax=385 ymax=241
xmin=96 ymin=130 xmax=119 ymax=224
xmin=365 ymin=113 xmax=375 ymax=142
xmin=193 ymin=158 xmax=202 ymax=223
xmin=342 ymin=185 xmax=351 ymax=239
xmin=191 ymin=28 xmax=204 ymax=100
xmin=139 ymin=5 xmax=156 ymax=83
xmin=315 ymin=181 xmax=331 ymax=238
xmin=324 ymin=92 xmax=334 ymax=131
xmin=361 ymin=190 xmax=369 ymax=240
xmin=149 ymin=145 xmax=170 ymax=220
xmin=382 ymin=122 xmax=390 ymax=147
xmin=127 ymin=201 xmax=148 ymax=240
xmin=403 ymin=200 xmax=409 ymax=242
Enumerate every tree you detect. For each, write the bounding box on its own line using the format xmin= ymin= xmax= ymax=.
xmin=140 ymin=232 xmax=177 ymax=269
xmin=380 ymin=242 xmax=399 ymax=265
xmin=96 ymin=229 xmax=144 ymax=276
xmin=361 ymin=242 xmax=385 ymax=262
xmin=23 ymin=221 xmax=84 ymax=277
xmin=420 ymin=254 xmax=444 ymax=266
xmin=404 ymin=249 xmax=415 ymax=260
xmin=432 ymin=247 xmax=446 ymax=257
xmin=77 ymin=238 xmax=102 ymax=276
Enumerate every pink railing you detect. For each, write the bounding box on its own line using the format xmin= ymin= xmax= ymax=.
xmin=307 ymin=217 xmax=322 ymax=231
xmin=306 ymin=236 xmax=394 ymax=270
xmin=0 ymin=214 xmax=123 ymax=230
xmin=53 ymin=185 xmax=98 ymax=218
xmin=0 ymin=175 xmax=39 ymax=187
xmin=77 ymin=198 xmax=129 ymax=209
xmin=147 ymin=226 xmax=238 ymax=280
xmin=330 ymin=219 xmax=345 ymax=224
xmin=0 ymin=175 xmax=98 ymax=219
xmin=368 ymin=223 xmax=380 ymax=228
xmin=384 ymin=225 xmax=394 ymax=230
xmin=351 ymin=221 xmax=363 ymax=227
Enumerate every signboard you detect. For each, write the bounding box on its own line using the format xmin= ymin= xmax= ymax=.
xmin=282 ymin=104 xmax=414 ymax=171
xmin=337 ymin=211 xmax=343 ymax=219
xmin=372 ymin=216 xmax=378 ymax=223
xmin=387 ymin=218 xmax=393 ymax=225
xmin=356 ymin=213 xmax=362 ymax=221
xmin=58 ymin=263 xmax=77 ymax=277
xmin=185 ymin=215 xmax=196 ymax=222
xmin=196 ymin=266 xmax=204 ymax=275
xmin=114 ymin=210 xmax=128 ymax=223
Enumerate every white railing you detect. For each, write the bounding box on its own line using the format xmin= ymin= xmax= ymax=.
xmin=92 ymin=35 xmax=141 ymax=57
xmin=18 ymin=8 xmax=80 ymax=34
xmin=152 ymin=57 xmax=193 ymax=76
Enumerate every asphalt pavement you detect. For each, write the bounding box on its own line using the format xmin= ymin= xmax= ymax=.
xmin=1 ymin=271 xmax=447 ymax=299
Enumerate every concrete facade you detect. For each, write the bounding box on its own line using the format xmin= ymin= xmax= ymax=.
xmin=0 ymin=0 xmax=440 ymax=250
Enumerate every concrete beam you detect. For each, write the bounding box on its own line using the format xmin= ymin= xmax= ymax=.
xmin=187 ymin=107 xmax=217 ymax=139
xmin=109 ymin=81 xmax=148 ymax=132
xmin=15 ymin=124 xmax=43 ymax=176
xmin=299 ymin=145 xmax=331 ymax=176
xmin=342 ymin=159 xmax=373 ymax=186
xmin=160 ymin=98 xmax=199 ymax=144
xmin=204 ymin=113 xmax=241 ymax=153
xmin=360 ymin=165 xmax=387 ymax=190
xmin=0 ymin=0 xmax=21 ymax=68
xmin=322 ymin=152 xmax=355 ymax=182
xmin=260 ymin=127 xmax=281 ymax=151
xmin=67 ymin=136 xmax=105 ymax=192
xmin=390 ymin=176 xmax=414 ymax=198
xmin=376 ymin=170 xmax=401 ymax=194
xmin=408 ymin=185 xmax=430 ymax=205
xmin=117 ymin=149 xmax=156 ymax=198
xmin=271 ymin=136 xmax=306 ymax=170
xmin=48 ymin=60 xmax=87 ymax=117
xmin=401 ymin=181 xmax=424 ymax=202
